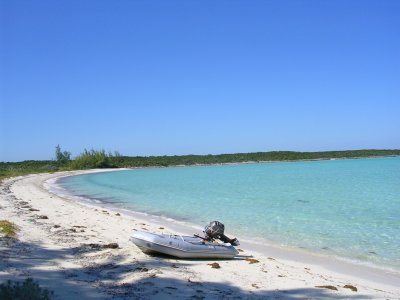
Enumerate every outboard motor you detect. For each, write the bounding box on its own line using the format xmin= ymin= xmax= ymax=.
xmin=204 ymin=221 xmax=240 ymax=246
xmin=204 ymin=221 xmax=225 ymax=240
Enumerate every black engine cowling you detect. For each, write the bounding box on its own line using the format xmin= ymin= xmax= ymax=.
xmin=204 ymin=221 xmax=225 ymax=239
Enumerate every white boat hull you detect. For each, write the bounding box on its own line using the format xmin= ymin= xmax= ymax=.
xmin=130 ymin=230 xmax=238 ymax=259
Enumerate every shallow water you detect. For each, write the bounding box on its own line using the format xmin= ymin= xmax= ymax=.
xmin=56 ymin=157 xmax=400 ymax=270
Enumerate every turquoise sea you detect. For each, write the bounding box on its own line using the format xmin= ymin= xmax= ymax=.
xmin=56 ymin=157 xmax=400 ymax=270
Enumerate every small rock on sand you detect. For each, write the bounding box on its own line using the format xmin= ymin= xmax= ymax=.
xmin=208 ymin=262 xmax=221 ymax=269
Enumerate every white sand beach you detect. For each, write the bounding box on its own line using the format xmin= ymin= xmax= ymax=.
xmin=1 ymin=171 xmax=399 ymax=299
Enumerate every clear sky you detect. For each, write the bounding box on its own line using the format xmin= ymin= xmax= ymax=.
xmin=1 ymin=0 xmax=399 ymax=162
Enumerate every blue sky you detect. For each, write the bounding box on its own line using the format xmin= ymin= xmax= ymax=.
xmin=1 ymin=0 xmax=399 ymax=162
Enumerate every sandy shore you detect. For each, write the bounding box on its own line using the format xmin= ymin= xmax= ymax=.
xmin=1 ymin=171 xmax=399 ymax=299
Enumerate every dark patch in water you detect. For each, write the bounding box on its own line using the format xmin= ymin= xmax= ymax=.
xmin=80 ymin=194 xmax=125 ymax=204
xmin=297 ymin=199 xmax=310 ymax=203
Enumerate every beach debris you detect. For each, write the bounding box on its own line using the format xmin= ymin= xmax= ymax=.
xmin=53 ymin=225 xmax=61 ymax=228
xmin=245 ymin=258 xmax=259 ymax=264
xmin=73 ymin=225 xmax=86 ymax=228
xmin=87 ymin=243 xmax=102 ymax=249
xmin=278 ymin=274 xmax=286 ymax=277
xmin=28 ymin=208 xmax=39 ymax=211
xmin=315 ymin=285 xmax=338 ymax=291
xmin=159 ymin=227 xmax=164 ymax=229
xmin=115 ymin=213 xmax=120 ymax=216
xmin=238 ymin=248 xmax=244 ymax=252
xmin=85 ymin=242 xmax=119 ymax=250
xmin=208 ymin=262 xmax=221 ymax=269
xmin=343 ymin=284 xmax=357 ymax=292
xmin=104 ymin=243 xmax=119 ymax=249
xmin=267 ymin=257 xmax=275 ymax=260
xmin=251 ymin=283 xmax=260 ymax=289
xmin=36 ymin=215 xmax=48 ymax=219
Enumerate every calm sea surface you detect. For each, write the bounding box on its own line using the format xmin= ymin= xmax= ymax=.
xmin=56 ymin=157 xmax=400 ymax=270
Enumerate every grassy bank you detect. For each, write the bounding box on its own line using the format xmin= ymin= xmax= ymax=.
xmin=0 ymin=160 xmax=61 ymax=181
xmin=1 ymin=149 xmax=399 ymax=181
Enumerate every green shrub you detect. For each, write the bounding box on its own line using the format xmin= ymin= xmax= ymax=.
xmin=0 ymin=220 xmax=18 ymax=237
xmin=0 ymin=278 xmax=53 ymax=300
xmin=69 ymin=149 xmax=115 ymax=169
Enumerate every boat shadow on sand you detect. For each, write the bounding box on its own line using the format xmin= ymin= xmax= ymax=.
xmin=0 ymin=237 xmax=370 ymax=300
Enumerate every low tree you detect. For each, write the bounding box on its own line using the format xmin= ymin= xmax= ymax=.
xmin=55 ymin=145 xmax=71 ymax=165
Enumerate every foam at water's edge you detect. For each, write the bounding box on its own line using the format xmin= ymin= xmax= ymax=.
xmin=44 ymin=174 xmax=205 ymax=234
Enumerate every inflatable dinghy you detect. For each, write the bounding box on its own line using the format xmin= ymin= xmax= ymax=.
xmin=130 ymin=230 xmax=239 ymax=259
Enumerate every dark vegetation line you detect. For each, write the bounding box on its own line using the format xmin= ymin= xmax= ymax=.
xmin=1 ymin=147 xmax=400 ymax=181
